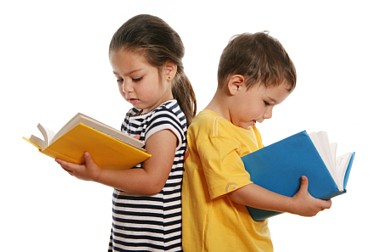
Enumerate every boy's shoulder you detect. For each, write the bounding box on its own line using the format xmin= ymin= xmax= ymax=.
xmin=190 ymin=109 xmax=234 ymax=134
xmin=192 ymin=109 xmax=222 ymax=125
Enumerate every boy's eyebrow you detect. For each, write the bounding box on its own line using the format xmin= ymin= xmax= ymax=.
xmin=266 ymin=96 xmax=278 ymax=104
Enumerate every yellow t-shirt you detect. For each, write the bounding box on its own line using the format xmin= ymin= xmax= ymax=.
xmin=182 ymin=109 xmax=273 ymax=252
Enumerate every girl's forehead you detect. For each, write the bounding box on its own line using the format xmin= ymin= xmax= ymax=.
xmin=110 ymin=50 xmax=153 ymax=76
xmin=110 ymin=50 xmax=148 ymax=66
xmin=110 ymin=48 xmax=144 ymax=60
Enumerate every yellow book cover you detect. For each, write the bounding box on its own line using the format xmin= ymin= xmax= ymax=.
xmin=24 ymin=113 xmax=152 ymax=169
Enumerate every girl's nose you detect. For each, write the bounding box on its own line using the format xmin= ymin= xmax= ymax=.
xmin=122 ymin=81 xmax=132 ymax=93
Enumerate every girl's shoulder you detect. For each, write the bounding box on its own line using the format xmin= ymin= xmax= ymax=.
xmin=148 ymin=100 xmax=185 ymax=124
xmin=155 ymin=99 xmax=180 ymax=113
xmin=126 ymin=100 xmax=180 ymax=119
xmin=150 ymin=100 xmax=185 ymax=120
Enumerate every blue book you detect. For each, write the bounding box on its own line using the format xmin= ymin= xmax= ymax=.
xmin=241 ymin=130 xmax=355 ymax=221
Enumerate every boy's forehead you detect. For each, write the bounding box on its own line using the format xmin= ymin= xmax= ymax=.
xmin=262 ymin=83 xmax=292 ymax=105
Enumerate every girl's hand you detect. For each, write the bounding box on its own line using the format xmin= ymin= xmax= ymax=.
xmin=55 ymin=152 xmax=102 ymax=182
xmin=291 ymin=176 xmax=332 ymax=217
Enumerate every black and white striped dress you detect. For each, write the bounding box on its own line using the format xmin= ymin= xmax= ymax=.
xmin=108 ymin=100 xmax=187 ymax=252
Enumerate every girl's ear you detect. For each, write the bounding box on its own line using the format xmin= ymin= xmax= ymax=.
xmin=227 ymin=74 xmax=245 ymax=95
xmin=164 ymin=61 xmax=177 ymax=80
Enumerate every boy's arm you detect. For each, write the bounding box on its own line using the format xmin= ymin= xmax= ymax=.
xmin=228 ymin=176 xmax=332 ymax=217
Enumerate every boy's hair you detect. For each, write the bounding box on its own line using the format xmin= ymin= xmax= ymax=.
xmin=217 ymin=32 xmax=297 ymax=91
xmin=109 ymin=14 xmax=197 ymax=125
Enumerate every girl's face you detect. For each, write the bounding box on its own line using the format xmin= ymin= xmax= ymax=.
xmin=230 ymin=82 xmax=291 ymax=129
xmin=109 ymin=49 xmax=174 ymax=113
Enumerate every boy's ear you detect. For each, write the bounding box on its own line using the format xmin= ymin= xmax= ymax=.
xmin=227 ymin=74 xmax=245 ymax=95
xmin=164 ymin=61 xmax=177 ymax=79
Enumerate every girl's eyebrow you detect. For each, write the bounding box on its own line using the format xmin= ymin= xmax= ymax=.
xmin=113 ymin=68 xmax=143 ymax=76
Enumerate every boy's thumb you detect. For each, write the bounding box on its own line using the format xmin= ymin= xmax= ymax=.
xmin=299 ymin=176 xmax=309 ymax=192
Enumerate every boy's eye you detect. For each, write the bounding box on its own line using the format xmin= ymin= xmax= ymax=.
xmin=264 ymin=101 xmax=271 ymax=106
xmin=116 ymin=78 xmax=123 ymax=85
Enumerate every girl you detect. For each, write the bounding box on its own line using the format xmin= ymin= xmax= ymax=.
xmin=56 ymin=14 xmax=196 ymax=252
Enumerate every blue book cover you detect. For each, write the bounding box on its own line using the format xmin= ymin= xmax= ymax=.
xmin=241 ymin=130 xmax=355 ymax=221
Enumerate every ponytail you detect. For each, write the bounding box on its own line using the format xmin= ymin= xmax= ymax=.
xmin=172 ymin=68 xmax=197 ymax=126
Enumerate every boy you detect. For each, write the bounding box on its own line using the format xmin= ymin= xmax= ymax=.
xmin=182 ymin=32 xmax=332 ymax=251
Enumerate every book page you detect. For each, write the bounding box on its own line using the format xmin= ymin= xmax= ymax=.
xmin=309 ymin=131 xmax=353 ymax=190
xmin=309 ymin=131 xmax=335 ymax=174
xmin=39 ymin=124 xmax=56 ymax=146
xmin=78 ymin=113 xmax=145 ymax=149
xmin=51 ymin=113 xmax=84 ymax=143
xmin=51 ymin=113 xmax=145 ymax=150
xmin=328 ymin=142 xmax=338 ymax=184
xmin=28 ymin=123 xmax=56 ymax=149
xmin=335 ymin=152 xmax=352 ymax=190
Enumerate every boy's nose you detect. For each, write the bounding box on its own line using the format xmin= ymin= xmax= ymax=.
xmin=263 ymin=108 xmax=273 ymax=119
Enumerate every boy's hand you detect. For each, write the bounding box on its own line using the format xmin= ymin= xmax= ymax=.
xmin=55 ymin=152 xmax=102 ymax=182
xmin=291 ymin=176 xmax=332 ymax=217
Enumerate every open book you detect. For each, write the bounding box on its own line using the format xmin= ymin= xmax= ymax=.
xmin=24 ymin=113 xmax=151 ymax=169
xmin=241 ymin=130 xmax=355 ymax=221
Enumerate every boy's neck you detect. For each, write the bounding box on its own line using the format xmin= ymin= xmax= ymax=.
xmin=205 ymin=92 xmax=231 ymax=121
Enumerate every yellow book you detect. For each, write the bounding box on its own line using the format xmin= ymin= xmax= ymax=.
xmin=24 ymin=113 xmax=152 ymax=169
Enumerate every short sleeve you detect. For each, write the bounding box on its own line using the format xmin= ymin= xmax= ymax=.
xmin=198 ymin=131 xmax=252 ymax=199
xmin=145 ymin=105 xmax=186 ymax=149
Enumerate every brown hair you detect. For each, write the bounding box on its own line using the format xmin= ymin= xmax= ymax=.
xmin=109 ymin=14 xmax=197 ymax=125
xmin=218 ymin=32 xmax=296 ymax=91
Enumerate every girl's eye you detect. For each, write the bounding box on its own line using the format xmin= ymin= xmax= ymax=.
xmin=116 ymin=78 xmax=123 ymax=85
xmin=132 ymin=77 xmax=143 ymax=82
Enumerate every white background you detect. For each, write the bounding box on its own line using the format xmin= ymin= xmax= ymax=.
xmin=1 ymin=0 xmax=378 ymax=251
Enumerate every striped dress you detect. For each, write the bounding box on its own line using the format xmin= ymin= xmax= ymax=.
xmin=108 ymin=100 xmax=187 ymax=252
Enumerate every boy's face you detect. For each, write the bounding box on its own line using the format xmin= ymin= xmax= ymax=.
xmin=229 ymin=82 xmax=291 ymax=129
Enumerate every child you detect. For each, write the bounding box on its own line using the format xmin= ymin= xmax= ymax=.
xmin=181 ymin=32 xmax=332 ymax=251
xmin=56 ymin=14 xmax=196 ymax=251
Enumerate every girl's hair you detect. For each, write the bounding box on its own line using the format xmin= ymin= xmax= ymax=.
xmin=109 ymin=14 xmax=197 ymax=125
xmin=217 ymin=32 xmax=297 ymax=91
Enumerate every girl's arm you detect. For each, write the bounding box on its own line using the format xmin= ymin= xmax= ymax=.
xmin=56 ymin=129 xmax=177 ymax=195
xmin=228 ymin=176 xmax=332 ymax=217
